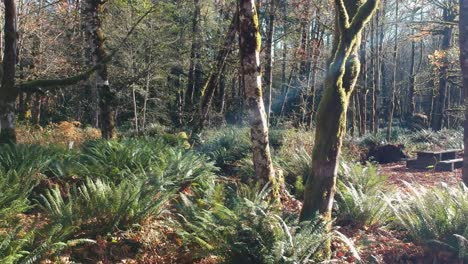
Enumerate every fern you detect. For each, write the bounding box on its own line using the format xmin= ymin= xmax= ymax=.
xmin=39 ymin=177 xmax=173 ymax=238
xmin=196 ymin=127 xmax=252 ymax=168
xmin=175 ymin=183 xmax=346 ymax=263
xmin=0 ymin=170 xmax=36 ymax=224
xmin=387 ymin=182 xmax=468 ymax=260
xmin=335 ymin=162 xmax=393 ymax=228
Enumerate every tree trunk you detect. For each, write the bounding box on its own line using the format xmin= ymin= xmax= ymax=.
xmin=359 ymin=30 xmax=367 ymax=136
xmin=300 ymin=0 xmax=379 ymax=258
xmin=263 ymin=0 xmax=275 ymax=125
xmin=373 ymin=8 xmax=381 ymax=133
xmin=238 ymin=0 xmax=278 ymax=198
xmin=0 ymin=0 xmax=18 ymax=144
xmin=387 ymin=0 xmax=398 ymax=142
xmin=408 ymin=10 xmax=417 ymax=117
xmin=31 ymin=93 xmax=42 ymax=126
xmin=431 ymin=2 xmax=455 ymax=131
xmin=461 ymin=0 xmax=468 ymax=185
xmin=83 ymin=0 xmax=115 ymax=139
xmin=185 ymin=0 xmax=203 ymax=110
xmin=192 ymin=14 xmax=237 ymax=136
xmin=369 ymin=17 xmax=376 ymax=133
xmin=82 ymin=0 xmax=99 ymax=128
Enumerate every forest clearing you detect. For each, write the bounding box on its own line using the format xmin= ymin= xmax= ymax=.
xmin=0 ymin=0 xmax=468 ymax=263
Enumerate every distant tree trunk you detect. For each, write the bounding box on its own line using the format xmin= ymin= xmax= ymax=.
xmin=218 ymin=74 xmax=226 ymax=114
xmin=306 ymin=26 xmax=324 ymax=128
xmin=132 ymin=86 xmax=139 ymax=134
xmin=280 ymin=2 xmax=288 ymax=98
xmin=461 ymin=0 xmax=468 ymax=185
xmin=387 ymin=0 xmax=398 ymax=141
xmin=264 ymin=0 xmax=275 ymax=125
xmin=369 ymin=17 xmax=376 ymax=133
xmin=82 ymin=0 xmax=98 ymax=128
xmin=298 ymin=17 xmax=311 ymax=126
xmin=185 ymin=0 xmax=203 ymax=110
xmin=378 ymin=3 xmax=386 ymax=124
xmin=407 ymin=10 xmax=417 ymax=117
xmin=431 ymin=1 xmax=456 ymax=131
xmin=0 ymin=0 xmax=18 ymax=144
xmin=192 ymin=14 xmax=237 ymax=135
xmin=17 ymin=60 xmax=26 ymax=121
xmin=238 ymin=0 xmax=278 ymax=198
xmin=358 ymin=30 xmax=367 ymax=136
xmin=300 ymin=0 xmax=380 ymax=242
xmin=373 ymin=7 xmax=382 ymax=133
xmin=83 ymin=0 xmax=115 ymax=139
xmin=31 ymin=93 xmax=42 ymax=125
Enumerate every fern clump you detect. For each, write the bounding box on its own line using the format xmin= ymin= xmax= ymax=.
xmin=335 ymin=162 xmax=393 ymax=228
xmin=0 ymin=170 xmax=37 ymax=225
xmin=39 ymin=177 xmax=172 ymax=238
xmin=0 ymin=144 xmax=67 ymax=177
xmin=387 ymin=182 xmax=468 ymax=260
xmin=277 ymin=147 xmax=311 ymax=199
xmin=196 ymin=127 xmax=252 ymax=169
xmin=175 ymin=184 xmax=347 ymax=263
xmin=72 ymin=137 xmax=210 ymax=182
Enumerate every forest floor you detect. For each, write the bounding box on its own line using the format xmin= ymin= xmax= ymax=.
xmin=334 ymin=163 xmax=463 ymax=264
xmin=62 ymin=163 xmax=463 ymax=264
xmin=130 ymin=162 xmax=463 ymax=264
xmin=13 ymin=124 xmax=465 ymax=263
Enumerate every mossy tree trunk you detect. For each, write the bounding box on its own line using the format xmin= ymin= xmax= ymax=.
xmin=0 ymin=0 xmax=18 ymax=144
xmin=300 ymin=0 xmax=379 ymax=255
xmin=83 ymin=0 xmax=115 ymax=139
xmin=238 ymin=0 xmax=278 ymax=198
xmin=461 ymin=0 xmax=468 ymax=185
xmin=263 ymin=0 xmax=275 ymax=125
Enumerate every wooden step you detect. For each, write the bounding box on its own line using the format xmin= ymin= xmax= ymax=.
xmin=406 ymin=159 xmax=435 ymax=170
xmin=435 ymin=158 xmax=463 ymax=172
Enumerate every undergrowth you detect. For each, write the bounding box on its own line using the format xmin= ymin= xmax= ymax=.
xmin=388 ymin=182 xmax=468 ymax=261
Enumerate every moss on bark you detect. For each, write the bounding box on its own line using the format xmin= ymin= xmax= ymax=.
xmin=300 ymin=0 xmax=379 ymax=259
xmin=239 ymin=0 xmax=279 ymax=200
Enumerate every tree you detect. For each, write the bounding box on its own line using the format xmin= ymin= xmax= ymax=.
xmin=387 ymin=0 xmax=399 ymax=141
xmin=461 ymin=0 xmax=468 ymax=185
xmin=300 ymin=0 xmax=379 ymax=255
xmin=431 ymin=0 xmax=457 ymax=131
xmin=82 ymin=0 xmax=115 ymax=139
xmin=238 ymin=0 xmax=278 ymax=198
xmin=185 ymin=0 xmax=203 ymax=111
xmin=192 ymin=14 xmax=238 ymax=135
xmin=0 ymin=0 xmax=18 ymax=144
xmin=263 ymin=0 xmax=275 ymax=124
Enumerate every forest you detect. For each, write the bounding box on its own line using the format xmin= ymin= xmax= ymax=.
xmin=0 ymin=0 xmax=468 ymax=263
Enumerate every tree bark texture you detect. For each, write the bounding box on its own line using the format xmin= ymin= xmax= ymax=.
xmin=238 ymin=0 xmax=278 ymax=198
xmin=263 ymin=0 xmax=275 ymax=125
xmin=460 ymin=0 xmax=468 ymax=185
xmin=83 ymin=0 xmax=115 ymax=139
xmin=300 ymin=0 xmax=379 ymax=232
xmin=0 ymin=0 xmax=18 ymax=144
